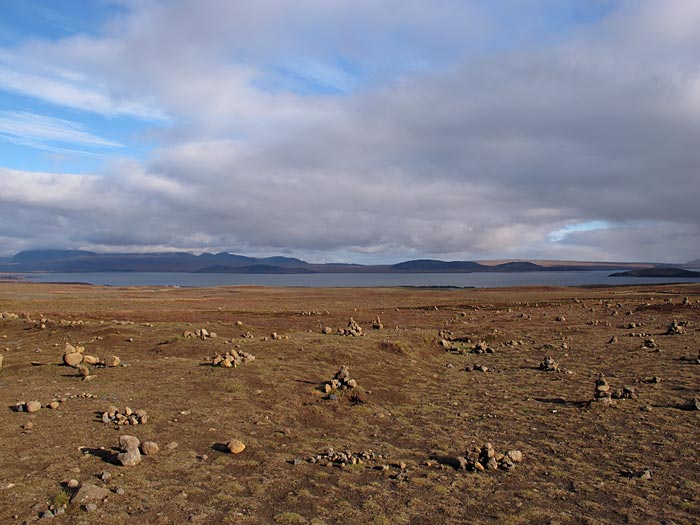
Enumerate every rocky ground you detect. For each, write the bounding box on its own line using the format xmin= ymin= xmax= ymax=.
xmin=0 ymin=281 xmax=699 ymax=525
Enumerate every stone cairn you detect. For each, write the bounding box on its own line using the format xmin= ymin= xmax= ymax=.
xmin=101 ymin=406 xmax=148 ymax=426
xmin=183 ymin=328 xmax=217 ymax=340
xmin=304 ymin=448 xmax=387 ymax=468
xmin=456 ymin=443 xmax=523 ymax=472
xmin=211 ymin=349 xmax=255 ymax=368
xmin=372 ymin=316 xmax=383 ymax=330
xmin=539 ymin=355 xmax=561 ymax=372
xmin=666 ymin=319 xmax=688 ymax=335
xmin=339 ymin=318 xmax=364 ymax=336
xmin=322 ymin=365 xmax=358 ymax=393
xmin=591 ymin=374 xmax=613 ymax=405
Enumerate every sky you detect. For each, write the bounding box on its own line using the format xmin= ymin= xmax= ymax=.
xmin=0 ymin=0 xmax=699 ymax=264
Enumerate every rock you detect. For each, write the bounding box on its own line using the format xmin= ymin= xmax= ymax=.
xmin=76 ymin=364 xmax=90 ymax=377
xmin=117 ymin=435 xmax=140 ymax=451
xmin=117 ymin=448 xmax=141 ymax=467
xmin=141 ymin=441 xmax=159 ymax=455
xmin=23 ymin=422 xmax=33 ymax=430
xmin=539 ymin=355 xmax=561 ymax=372
xmin=607 ymin=336 xmax=618 ymax=344
xmin=48 ymin=401 xmax=60 ymax=410
xmin=71 ymin=483 xmax=110 ymax=505
xmin=322 ymin=326 xmax=333 ymax=334
xmin=103 ymin=355 xmax=121 ymax=367
xmin=0 ymin=355 xmax=3 ymax=368
xmin=637 ymin=469 xmax=652 ymax=481
xmin=63 ymin=352 xmax=83 ymax=367
xmin=82 ymin=355 xmax=100 ymax=365
xmin=67 ymin=479 xmax=79 ymax=488
xmin=226 ymin=439 xmax=246 ymax=454
xmin=40 ymin=510 xmax=54 ymax=519
xmin=372 ymin=316 xmax=383 ymax=330
xmin=99 ymin=471 xmax=111 ymax=482
xmin=25 ymin=400 xmax=42 ymax=413
xmin=507 ymin=450 xmax=523 ymax=463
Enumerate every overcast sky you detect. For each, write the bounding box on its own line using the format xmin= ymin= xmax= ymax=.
xmin=0 ymin=0 xmax=698 ymax=263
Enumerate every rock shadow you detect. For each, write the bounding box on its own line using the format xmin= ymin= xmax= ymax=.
xmin=82 ymin=447 xmax=120 ymax=465
xmin=534 ymin=397 xmax=588 ymax=408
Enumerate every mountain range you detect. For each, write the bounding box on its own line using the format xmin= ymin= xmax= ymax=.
xmin=0 ymin=249 xmax=692 ymax=274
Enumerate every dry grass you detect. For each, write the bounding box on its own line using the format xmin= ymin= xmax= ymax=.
xmin=0 ymin=282 xmax=699 ymax=524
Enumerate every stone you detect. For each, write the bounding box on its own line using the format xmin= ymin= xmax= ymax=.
xmin=141 ymin=441 xmax=159 ymax=455
xmin=103 ymin=355 xmax=121 ymax=367
xmin=117 ymin=448 xmax=141 ymax=467
xmin=507 ymin=450 xmax=523 ymax=463
xmin=82 ymin=355 xmax=100 ymax=365
xmin=23 ymin=421 xmax=33 ymax=430
xmin=84 ymin=503 xmax=98 ymax=512
xmin=322 ymin=326 xmax=333 ymax=334
xmin=117 ymin=435 xmax=140 ymax=451
xmin=99 ymin=471 xmax=111 ymax=482
xmin=71 ymin=483 xmax=110 ymax=505
xmin=48 ymin=401 xmax=60 ymax=410
xmin=25 ymin=400 xmax=42 ymax=413
xmin=67 ymin=479 xmax=79 ymax=488
xmin=76 ymin=364 xmax=90 ymax=377
xmin=63 ymin=352 xmax=83 ymax=367
xmin=637 ymin=469 xmax=652 ymax=481
xmin=226 ymin=439 xmax=246 ymax=454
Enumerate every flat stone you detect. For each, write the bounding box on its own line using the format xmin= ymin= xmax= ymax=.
xmin=117 ymin=435 xmax=140 ymax=452
xmin=71 ymin=483 xmax=110 ymax=505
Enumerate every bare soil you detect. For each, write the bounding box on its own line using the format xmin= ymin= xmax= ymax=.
xmin=0 ymin=282 xmax=699 ymax=525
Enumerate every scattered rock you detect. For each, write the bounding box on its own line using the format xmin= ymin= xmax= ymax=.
xmin=225 ymin=439 xmax=246 ymax=454
xmin=210 ymin=349 xmax=255 ymax=368
xmin=141 ymin=441 xmax=159 ymax=455
xmin=71 ymin=482 xmax=110 ymax=505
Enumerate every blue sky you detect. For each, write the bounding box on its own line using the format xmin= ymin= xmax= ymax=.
xmin=0 ymin=0 xmax=698 ymax=262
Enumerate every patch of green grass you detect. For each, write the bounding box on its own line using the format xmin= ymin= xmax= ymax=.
xmin=52 ymin=491 xmax=70 ymax=508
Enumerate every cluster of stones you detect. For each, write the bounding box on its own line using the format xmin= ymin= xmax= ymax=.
xmin=666 ymin=319 xmax=688 ymax=335
xmin=116 ymin=435 xmax=159 ymax=466
xmin=0 ymin=311 xmax=19 ymax=320
xmin=371 ymin=316 xmax=383 ymax=330
xmin=101 ymin=406 xmax=148 ymax=426
xmin=611 ymin=386 xmax=639 ymax=400
xmin=539 ymin=356 xmax=561 ymax=372
xmin=241 ymin=331 xmax=254 ymax=339
xmin=322 ymin=365 xmax=358 ymax=393
xmin=642 ymin=338 xmax=657 ymax=349
xmin=455 ymin=443 xmax=523 ymax=472
xmin=33 ymin=317 xmax=51 ymax=329
xmin=339 ymin=318 xmax=364 ymax=336
xmin=211 ymin=349 xmax=256 ymax=368
xmin=269 ymin=332 xmax=286 ymax=340
xmin=465 ymin=364 xmax=490 ymax=373
xmin=62 ymin=343 xmax=121 ymax=380
xmin=14 ymin=399 xmax=62 ymax=413
xmin=304 ymin=448 xmax=387 ymax=468
xmin=183 ymin=328 xmax=217 ymax=340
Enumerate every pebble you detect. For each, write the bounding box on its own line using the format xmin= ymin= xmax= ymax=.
xmin=225 ymin=439 xmax=246 ymax=454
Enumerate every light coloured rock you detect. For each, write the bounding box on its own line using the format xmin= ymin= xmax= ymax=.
xmin=25 ymin=400 xmax=42 ymax=413
xmin=226 ymin=439 xmax=246 ymax=454
xmin=141 ymin=441 xmax=159 ymax=455
xmin=103 ymin=355 xmax=121 ymax=367
xmin=48 ymin=401 xmax=61 ymax=410
xmin=507 ymin=450 xmax=523 ymax=463
xmin=63 ymin=352 xmax=83 ymax=367
xmin=71 ymin=483 xmax=110 ymax=505
xmin=82 ymin=355 xmax=100 ymax=365
xmin=117 ymin=435 xmax=140 ymax=451
xmin=117 ymin=448 xmax=141 ymax=466
xmin=76 ymin=364 xmax=90 ymax=377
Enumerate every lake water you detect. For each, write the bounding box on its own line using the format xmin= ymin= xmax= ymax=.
xmin=15 ymin=271 xmax=700 ymax=288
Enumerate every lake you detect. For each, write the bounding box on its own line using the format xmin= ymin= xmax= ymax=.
xmin=14 ymin=271 xmax=700 ymax=288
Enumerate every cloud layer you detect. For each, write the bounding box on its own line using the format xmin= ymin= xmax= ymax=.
xmin=0 ymin=0 xmax=699 ymax=262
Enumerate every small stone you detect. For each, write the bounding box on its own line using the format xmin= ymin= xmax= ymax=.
xmin=67 ymin=479 xmax=80 ymax=488
xmin=82 ymin=355 xmax=100 ymax=365
xmin=84 ymin=503 xmax=98 ymax=512
xmin=99 ymin=471 xmax=111 ymax=482
xmin=48 ymin=401 xmax=60 ymax=410
xmin=141 ymin=441 xmax=159 ymax=455
xmin=63 ymin=352 xmax=83 ymax=367
xmin=40 ymin=510 xmax=54 ymax=519
xmin=103 ymin=355 xmax=121 ymax=367
xmin=225 ymin=439 xmax=246 ymax=454
xmin=322 ymin=326 xmax=333 ymax=334
xmin=506 ymin=450 xmax=523 ymax=463
xmin=114 ymin=487 xmax=125 ymax=495
xmin=637 ymin=469 xmax=652 ymax=481
xmin=25 ymin=400 xmax=42 ymax=413
xmin=23 ymin=422 xmax=34 ymax=430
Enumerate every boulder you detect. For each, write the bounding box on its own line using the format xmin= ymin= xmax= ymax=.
xmin=63 ymin=352 xmax=83 ymax=367
xmin=71 ymin=483 xmax=110 ymax=505
xmin=141 ymin=441 xmax=159 ymax=455
xmin=226 ymin=439 xmax=246 ymax=454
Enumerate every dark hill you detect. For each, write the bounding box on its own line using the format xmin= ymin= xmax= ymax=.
xmin=388 ymin=260 xmax=487 ymax=272
xmin=193 ymin=265 xmax=316 ymax=274
xmin=610 ymin=268 xmax=700 ymax=278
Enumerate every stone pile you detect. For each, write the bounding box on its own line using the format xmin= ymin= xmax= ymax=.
xmin=591 ymin=374 xmax=613 ymax=405
xmin=183 ymin=328 xmax=217 ymax=340
xmin=0 ymin=311 xmax=19 ymax=320
xmin=101 ymin=406 xmax=148 ymax=426
xmin=62 ymin=343 xmax=121 ymax=372
xmin=455 ymin=443 xmax=523 ymax=472
xmin=469 ymin=341 xmax=494 ymax=355
xmin=642 ymin=338 xmax=657 ymax=349
xmin=322 ymin=365 xmax=358 ymax=393
xmin=666 ymin=319 xmax=688 ymax=335
xmin=211 ymin=349 xmax=256 ymax=368
xmin=304 ymin=448 xmax=387 ymax=468
xmin=372 ymin=316 xmax=383 ymax=330
xmin=611 ymin=386 xmax=639 ymax=400
xmin=682 ymin=296 xmax=690 ymax=305
xmin=465 ymin=364 xmax=490 ymax=372
xmin=340 ymin=318 xmax=363 ymax=336
xmin=539 ymin=355 xmax=561 ymax=372
xmin=114 ymin=435 xmax=159 ymax=466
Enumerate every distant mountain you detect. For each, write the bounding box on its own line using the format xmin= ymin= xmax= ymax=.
xmin=686 ymin=258 xmax=700 ymax=268
xmin=610 ymin=268 xmax=700 ymax=278
xmin=193 ymin=264 xmax=316 ymax=274
xmin=0 ymin=249 xmax=677 ymax=275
